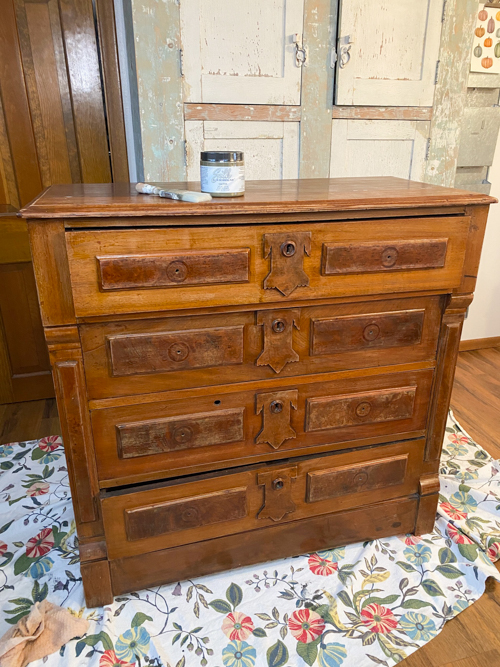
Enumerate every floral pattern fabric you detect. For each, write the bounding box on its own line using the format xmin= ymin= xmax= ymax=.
xmin=0 ymin=414 xmax=499 ymax=667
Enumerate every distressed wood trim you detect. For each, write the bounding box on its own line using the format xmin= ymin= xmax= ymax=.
xmin=332 ymin=106 xmax=433 ymax=121
xmin=95 ymin=0 xmax=129 ymax=182
xmin=459 ymin=335 xmax=500 ymax=351
xmin=425 ymin=294 xmax=472 ymax=461
xmin=458 ymin=205 xmax=491 ymax=294
xmin=424 ymin=0 xmax=478 ymax=186
xmin=131 ymin=0 xmax=185 ymax=180
xmin=299 ymin=0 xmax=337 ymax=178
xmin=184 ymin=104 xmax=301 ymax=122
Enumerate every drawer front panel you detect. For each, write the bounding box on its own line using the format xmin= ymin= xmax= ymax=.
xmin=98 ymin=249 xmax=250 ymax=290
xmin=125 ymin=488 xmax=247 ymax=541
xmin=67 ymin=216 xmax=469 ymax=317
xmin=101 ymin=439 xmax=423 ymax=558
xmin=108 ymin=326 xmax=244 ymax=376
xmin=311 ymin=309 xmax=424 ymax=356
xmin=82 ymin=296 xmax=441 ymax=399
xmin=306 ymin=386 xmax=416 ymax=432
xmin=92 ymin=368 xmax=433 ymax=485
xmin=306 ymin=455 xmax=408 ymax=503
xmin=322 ymin=239 xmax=448 ymax=275
xmin=117 ymin=408 xmax=245 ymax=458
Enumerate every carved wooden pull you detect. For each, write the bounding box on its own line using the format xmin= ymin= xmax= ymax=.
xmin=263 ymin=232 xmax=311 ymax=296
xmin=255 ymin=389 xmax=298 ymax=449
xmin=256 ymin=309 xmax=299 ymax=373
xmin=257 ymin=466 xmax=297 ymax=521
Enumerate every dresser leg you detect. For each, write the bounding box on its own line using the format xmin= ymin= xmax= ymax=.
xmin=415 ymin=473 xmax=440 ymax=536
xmin=80 ymin=558 xmax=114 ymax=608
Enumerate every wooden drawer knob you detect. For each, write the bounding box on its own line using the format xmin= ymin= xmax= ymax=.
xmin=173 ymin=425 xmax=193 ymax=444
xmin=166 ymin=260 xmax=188 ymax=282
xmin=363 ymin=323 xmax=380 ymax=341
xmin=272 ymin=319 xmax=286 ymax=333
xmin=355 ymin=401 xmax=372 ymax=417
xmin=272 ymin=477 xmax=285 ymax=490
xmin=381 ymin=247 xmax=398 ymax=268
xmin=281 ymin=240 xmax=297 ymax=257
xmin=168 ymin=342 xmax=190 ymax=362
xmin=352 ymin=471 xmax=369 ymax=486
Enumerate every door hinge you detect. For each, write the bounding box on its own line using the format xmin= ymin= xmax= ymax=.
xmin=425 ymin=137 xmax=431 ymax=160
xmin=338 ymin=35 xmax=352 ymax=69
xmin=179 ymin=49 xmax=184 ymax=77
xmin=434 ymin=60 xmax=440 ymax=85
xmin=330 ymin=47 xmax=337 ymax=68
xmin=293 ymin=33 xmax=307 ymax=67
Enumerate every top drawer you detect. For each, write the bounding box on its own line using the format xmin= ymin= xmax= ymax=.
xmin=66 ymin=217 xmax=470 ymax=317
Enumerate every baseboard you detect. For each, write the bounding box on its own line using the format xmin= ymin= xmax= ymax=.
xmin=459 ymin=336 xmax=500 ymax=352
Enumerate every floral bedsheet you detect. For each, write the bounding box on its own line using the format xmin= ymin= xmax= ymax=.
xmin=0 ymin=412 xmax=499 ymax=667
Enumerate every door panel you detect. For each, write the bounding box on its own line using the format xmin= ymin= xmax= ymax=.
xmin=336 ymin=0 xmax=443 ymax=106
xmin=180 ymin=0 xmax=304 ymax=104
xmin=186 ymin=121 xmax=299 ymax=181
xmin=330 ymin=120 xmax=430 ymax=181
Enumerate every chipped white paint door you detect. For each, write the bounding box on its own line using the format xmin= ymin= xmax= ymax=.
xmin=330 ymin=120 xmax=430 ymax=181
xmin=336 ymin=0 xmax=443 ymax=106
xmin=180 ymin=0 xmax=304 ymax=104
xmin=185 ymin=121 xmax=300 ymax=180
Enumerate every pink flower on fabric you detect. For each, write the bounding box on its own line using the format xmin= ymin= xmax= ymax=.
xmin=447 ymin=523 xmax=474 ymax=545
xmin=99 ymin=650 xmax=135 ymax=667
xmin=27 ymin=482 xmax=50 ymax=497
xmin=288 ymin=609 xmax=325 ymax=643
xmin=361 ymin=604 xmax=398 ymax=634
xmin=487 ymin=542 xmax=500 ymax=562
xmin=38 ymin=436 xmax=62 ymax=453
xmin=0 ymin=541 xmax=8 ymax=557
xmin=399 ymin=534 xmax=421 ymax=546
xmin=308 ymin=553 xmax=339 ymax=576
xmin=440 ymin=502 xmax=467 ymax=520
xmin=221 ymin=612 xmax=254 ymax=640
xmin=449 ymin=433 xmax=470 ymax=446
xmin=26 ymin=527 xmax=54 ymax=557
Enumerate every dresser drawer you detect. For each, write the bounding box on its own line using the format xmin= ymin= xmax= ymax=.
xmin=67 ymin=216 xmax=469 ymax=317
xmin=101 ymin=438 xmax=424 ymax=559
xmin=92 ymin=368 xmax=433 ymax=485
xmin=81 ymin=295 xmax=441 ymax=399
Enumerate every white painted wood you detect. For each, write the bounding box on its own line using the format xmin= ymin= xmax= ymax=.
xmin=330 ymin=120 xmax=430 ymax=181
xmin=180 ymin=0 xmax=304 ymax=104
xmin=336 ymin=0 xmax=443 ymax=106
xmin=185 ymin=120 xmax=300 ymax=180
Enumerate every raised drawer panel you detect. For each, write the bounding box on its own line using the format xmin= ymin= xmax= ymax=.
xmin=92 ymin=368 xmax=433 ymax=486
xmin=311 ymin=309 xmax=424 ymax=355
xmin=101 ymin=438 xmax=424 ymax=559
xmin=306 ymin=455 xmax=408 ymax=502
xmin=108 ymin=326 xmax=244 ymax=376
xmin=322 ymin=239 xmax=448 ymax=275
xmin=98 ymin=249 xmax=250 ymax=290
xmin=306 ymin=386 xmax=416 ymax=432
xmin=67 ymin=216 xmax=469 ymax=317
xmin=125 ymin=487 xmax=247 ymax=541
xmin=81 ymin=296 xmax=441 ymax=399
xmin=117 ymin=408 xmax=245 ymax=458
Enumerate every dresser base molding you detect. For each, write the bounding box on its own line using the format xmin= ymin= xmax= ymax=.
xmin=107 ymin=496 xmax=419 ymax=602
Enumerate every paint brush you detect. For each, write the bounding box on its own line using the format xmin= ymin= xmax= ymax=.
xmin=136 ymin=182 xmax=212 ymax=203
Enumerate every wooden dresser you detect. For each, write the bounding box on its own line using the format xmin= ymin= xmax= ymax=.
xmin=21 ymin=177 xmax=494 ymax=607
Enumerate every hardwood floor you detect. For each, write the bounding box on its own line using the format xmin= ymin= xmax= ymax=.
xmin=0 ymin=348 xmax=499 ymax=665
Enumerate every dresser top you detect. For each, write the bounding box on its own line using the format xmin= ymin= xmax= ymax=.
xmin=20 ymin=177 xmax=496 ymax=221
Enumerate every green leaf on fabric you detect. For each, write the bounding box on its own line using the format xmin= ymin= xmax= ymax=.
xmin=253 ymin=627 xmax=267 ymax=637
xmin=0 ymin=461 xmax=14 ymax=470
xmin=422 ymin=579 xmax=445 ymax=597
xmin=361 ymin=594 xmax=399 ymax=609
xmin=131 ymin=612 xmax=153 ymax=628
xmin=0 ymin=520 xmax=14 ymax=534
xmin=13 ymin=553 xmax=35 ymax=576
xmin=32 ymin=580 xmax=48 ymax=603
xmin=267 ymin=639 xmax=289 ymax=667
xmin=297 ymin=637 xmax=320 ymax=666
xmin=30 ymin=448 xmax=45 ymax=461
xmin=75 ymin=632 xmax=113 ymax=657
xmin=226 ymin=582 xmax=243 ymax=609
xmin=438 ymin=547 xmax=457 ymax=564
xmin=457 ymin=542 xmax=480 ymax=562
xmin=436 ymin=564 xmax=465 ymax=579
xmin=208 ymin=599 xmax=232 ymax=614
xmin=401 ymin=599 xmax=433 ymax=609
xmin=396 ymin=561 xmax=417 ymax=572
xmin=338 ymin=590 xmax=354 ymax=609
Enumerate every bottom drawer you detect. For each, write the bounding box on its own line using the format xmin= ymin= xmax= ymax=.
xmin=101 ymin=438 xmax=424 ymax=559
xmin=110 ymin=496 xmax=419 ymax=595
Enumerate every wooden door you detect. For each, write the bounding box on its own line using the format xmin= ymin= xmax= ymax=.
xmin=335 ymin=0 xmax=443 ymax=106
xmin=185 ymin=121 xmax=300 ymax=181
xmin=0 ymin=0 xmax=128 ymax=403
xmin=179 ymin=0 xmax=304 ymax=104
xmin=330 ymin=120 xmax=430 ymax=181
